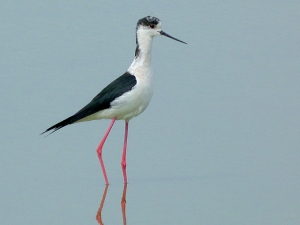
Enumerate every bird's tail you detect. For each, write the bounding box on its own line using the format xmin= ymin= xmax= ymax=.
xmin=41 ymin=115 xmax=77 ymax=136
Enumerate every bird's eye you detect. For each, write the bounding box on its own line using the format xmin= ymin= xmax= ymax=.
xmin=150 ymin=24 xmax=155 ymax=29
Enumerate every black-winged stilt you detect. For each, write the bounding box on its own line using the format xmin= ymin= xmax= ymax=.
xmin=42 ymin=16 xmax=187 ymax=184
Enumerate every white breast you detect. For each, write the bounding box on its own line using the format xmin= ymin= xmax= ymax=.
xmin=108 ymin=68 xmax=153 ymax=121
xmin=84 ymin=27 xmax=155 ymax=122
xmin=86 ymin=68 xmax=153 ymax=122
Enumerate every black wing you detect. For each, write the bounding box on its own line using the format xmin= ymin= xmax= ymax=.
xmin=42 ymin=72 xmax=137 ymax=135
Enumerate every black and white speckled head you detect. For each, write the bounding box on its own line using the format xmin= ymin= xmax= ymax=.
xmin=136 ymin=16 xmax=161 ymax=32
xmin=134 ymin=16 xmax=187 ymax=57
xmin=136 ymin=16 xmax=162 ymax=44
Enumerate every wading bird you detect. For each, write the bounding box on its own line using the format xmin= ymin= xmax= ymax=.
xmin=42 ymin=16 xmax=187 ymax=184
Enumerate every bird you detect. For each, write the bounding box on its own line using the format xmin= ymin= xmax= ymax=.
xmin=42 ymin=16 xmax=187 ymax=184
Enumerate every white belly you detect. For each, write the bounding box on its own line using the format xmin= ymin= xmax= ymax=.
xmin=83 ymin=71 xmax=153 ymax=122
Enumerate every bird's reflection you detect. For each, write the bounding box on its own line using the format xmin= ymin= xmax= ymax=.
xmin=96 ymin=184 xmax=127 ymax=225
xmin=121 ymin=184 xmax=127 ymax=225
xmin=96 ymin=184 xmax=109 ymax=225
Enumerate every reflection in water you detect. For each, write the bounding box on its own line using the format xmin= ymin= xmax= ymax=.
xmin=96 ymin=184 xmax=128 ymax=225
xmin=121 ymin=184 xmax=127 ymax=225
xmin=96 ymin=184 xmax=109 ymax=225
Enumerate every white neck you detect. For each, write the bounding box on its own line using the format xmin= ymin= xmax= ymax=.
xmin=128 ymin=30 xmax=153 ymax=74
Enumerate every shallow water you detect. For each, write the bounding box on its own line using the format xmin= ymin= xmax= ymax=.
xmin=1 ymin=1 xmax=299 ymax=224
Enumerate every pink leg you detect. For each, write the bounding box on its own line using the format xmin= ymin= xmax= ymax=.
xmin=121 ymin=121 xmax=129 ymax=183
xmin=96 ymin=118 xmax=116 ymax=184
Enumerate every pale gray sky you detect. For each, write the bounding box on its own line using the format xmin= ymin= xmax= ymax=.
xmin=1 ymin=1 xmax=299 ymax=224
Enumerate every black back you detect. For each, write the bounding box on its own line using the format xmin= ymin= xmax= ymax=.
xmin=42 ymin=72 xmax=137 ymax=134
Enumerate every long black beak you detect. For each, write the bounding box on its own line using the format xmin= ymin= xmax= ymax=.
xmin=159 ymin=30 xmax=187 ymax=44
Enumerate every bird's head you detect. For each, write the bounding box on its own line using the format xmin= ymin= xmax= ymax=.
xmin=136 ymin=16 xmax=187 ymax=44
